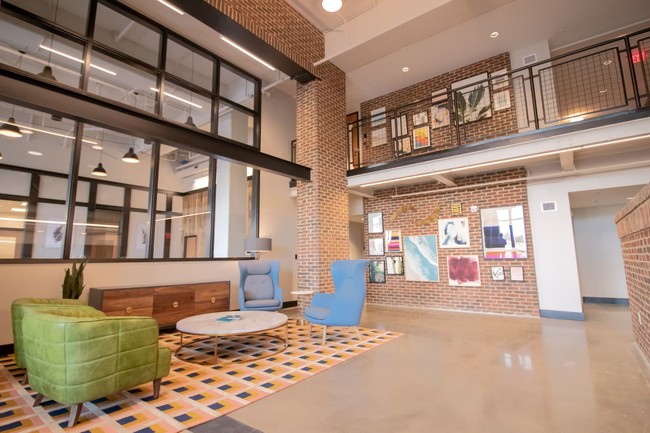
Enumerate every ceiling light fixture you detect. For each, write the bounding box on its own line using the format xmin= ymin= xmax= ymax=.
xmin=490 ymin=31 xmax=499 ymax=38
xmin=157 ymin=0 xmax=184 ymax=15
xmin=92 ymin=162 xmax=108 ymax=176
xmin=10 ymin=208 xmax=27 ymax=212
xmin=322 ymin=0 xmax=343 ymax=13
xmin=27 ymin=151 xmax=43 ymax=156
xmin=149 ymin=88 xmax=203 ymax=108
xmin=0 ymin=116 xmax=22 ymax=138
xmin=185 ymin=116 xmax=197 ymax=128
xmin=8 ymin=122 xmax=97 ymax=145
xmin=122 ymin=147 xmax=139 ymax=163
xmin=402 ymin=67 xmax=410 ymax=72
xmin=220 ymin=37 xmax=276 ymax=71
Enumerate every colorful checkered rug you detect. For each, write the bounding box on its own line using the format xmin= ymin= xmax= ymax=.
xmin=0 ymin=321 xmax=400 ymax=432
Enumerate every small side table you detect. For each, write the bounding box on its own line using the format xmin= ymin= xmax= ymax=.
xmin=290 ymin=289 xmax=315 ymax=326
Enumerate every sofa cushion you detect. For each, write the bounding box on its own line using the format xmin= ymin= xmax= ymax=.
xmin=243 ymin=275 xmax=274 ymax=300
xmin=245 ymin=299 xmax=282 ymax=308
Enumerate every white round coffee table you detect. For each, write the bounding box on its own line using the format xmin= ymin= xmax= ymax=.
xmin=176 ymin=311 xmax=288 ymax=363
xmin=290 ymin=289 xmax=315 ymax=325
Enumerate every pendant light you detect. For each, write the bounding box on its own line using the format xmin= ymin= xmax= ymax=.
xmin=122 ymin=136 xmax=139 ymax=163
xmin=322 ymin=0 xmax=342 ymax=13
xmin=92 ymin=130 xmax=108 ymax=176
xmin=0 ymin=106 xmax=23 ymax=138
xmin=184 ymin=116 xmax=197 ymax=128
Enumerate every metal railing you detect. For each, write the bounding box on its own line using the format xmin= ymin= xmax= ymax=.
xmin=348 ymin=27 xmax=650 ymax=170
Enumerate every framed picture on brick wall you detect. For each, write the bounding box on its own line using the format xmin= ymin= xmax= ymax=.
xmin=452 ymin=72 xmax=492 ymax=124
xmin=491 ymin=266 xmax=505 ymax=281
xmin=386 ymin=256 xmax=404 ymax=275
xmin=413 ymin=111 xmax=428 ymax=126
xmin=385 ymin=229 xmax=402 ymax=252
xmin=369 ymin=260 xmax=386 ymax=283
xmin=368 ymin=212 xmax=383 ymax=234
xmin=368 ymin=238 xmax=384 ymax=256
xmin=480 ymin=205 xmax=528 ymax=259
xmin=510 ymin=266 xmax=524 ymax=282
xmin=412 ymin=126 xmax=430 ymax=149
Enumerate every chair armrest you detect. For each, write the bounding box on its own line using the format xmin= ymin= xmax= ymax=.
xmin=157 ymin=347 xmax=172 ymax=378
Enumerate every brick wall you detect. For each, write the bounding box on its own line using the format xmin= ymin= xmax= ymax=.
xmin=296 ymin=61 xmax=349 ymax=297
xmin=615 ymin=182 xmax=650 ymax=363
xmin=359 ymin=53 xmax=517 ymax=167
xmin=364 ymin=167 xmax=539 ymax=316
xmin=205 ymin=0 xmax=323 ymax=74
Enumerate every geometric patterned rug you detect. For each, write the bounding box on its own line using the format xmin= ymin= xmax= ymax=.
xmin=0 ymin=321 xmax=401 ymax=433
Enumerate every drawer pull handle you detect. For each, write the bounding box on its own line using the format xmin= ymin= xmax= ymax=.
xmin=210 ymin=297 xmax=216 ymax=303
xmin=172 ymin=301 xmax=179 ymax=308
xmin=125 ymin=307 xmax=133 ymax=314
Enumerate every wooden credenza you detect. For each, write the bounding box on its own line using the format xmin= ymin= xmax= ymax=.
xmin=88 ymin=281 xmax=230 ymax=328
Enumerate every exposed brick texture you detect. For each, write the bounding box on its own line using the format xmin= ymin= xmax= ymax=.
xmin=615 ymin=182 xmax=650 ymax=363
xmin=358 ymin=53 xmax=517 ymax=168
xmin=204 ymin=0 xmax=323 ymax=75
xmin=296 ymin=62 xmax=349 ymax=300
xmin=364 ymin=168 xmax=540 ymax=317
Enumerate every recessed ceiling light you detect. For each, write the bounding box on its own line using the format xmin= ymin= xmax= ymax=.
xmin=322 ymin=0 xmax=343 ymax=13
xmin=28 ymin=150 xmax=43 ymax=156
xmin=490 ymin=31 xmax=499 ymax=39
xmin=402 ymin=67 xmax=410 ymax=72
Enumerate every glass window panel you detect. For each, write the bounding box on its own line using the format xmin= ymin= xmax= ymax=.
xmin=131 ymin=189 xmax=149 ymax=209
xmin=218 ymin=101 xmax=254 ymax=146
xmin=94 ymin=3 xmax=160 ymax=66
xmin=166 ymin=39 xmax=213 ymax=91
xmin=0 ymin=14 xmax=83 ymax=88
xmin=0 ymin=169 xmax=30 ymax=195
xmin=4 ymin=0 xmax=90 ymax=34
xmin=214 ymin=159 xmax=248 ymax=258
xmin=127 ymin=211 xmax=149 ymax=258
xmin=161 ymin=81 xmax=212 ymax=132
xmin=0 ymin=199 xmax=27 ymax=259
xmin=0 ymin=102 xmax=76 ymax=174
xmin=31 ymin=203 xmax=66 ymax=259
xmin=76 ymin=181 xmax=89 ymax=202
xmin=88 ymin=51 xmax=157 ymax=113
xmin=157 ymin=193 xmax=167 ymax=212
xmin=96 ymin=184 xmax=124 ymax=206
xmin=39 ymin=176 xmax=68 ymax=200
xmin=155 ymin=144 xmax=211 ymax=259
xmin=72 ymin=208 xmax=120 ymax=259
xmin=219 ymin=65 xmax=256 ymax=110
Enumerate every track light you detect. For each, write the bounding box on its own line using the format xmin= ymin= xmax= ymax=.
xmin=91 ymin=162 xmax=107 ymax=176
xmin=122 ymin=147 xmax=139 ymax=163
xmin=0 ymin=117 xmax=22 ymax=138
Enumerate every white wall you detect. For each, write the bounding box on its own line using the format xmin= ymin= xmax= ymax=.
xmin=259 ymin=89 xmax=298 ymax=298
xmin=527 ymin=165 xmax=649 ymax=315
xmin=572 ymin=205 xmax=628 ymax=299
xmin=349 ymin=221 xmax=364 ymax=259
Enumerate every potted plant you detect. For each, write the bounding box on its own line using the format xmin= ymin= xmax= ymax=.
xmin=62 ymin=260 xmax=87 ymax=299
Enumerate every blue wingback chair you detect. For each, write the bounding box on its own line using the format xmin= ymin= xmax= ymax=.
xmin=305 ymin=259 xmax=370 ymax=344
xmin=238 ymin=260 xmax=283 ymax=311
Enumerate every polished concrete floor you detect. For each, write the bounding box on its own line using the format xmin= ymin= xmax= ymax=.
xmin=190 ymin=304 xmax=650 ymax=433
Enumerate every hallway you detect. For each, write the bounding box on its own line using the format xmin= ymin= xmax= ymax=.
xmin=197 ymin=304 xmax=650 ymax=433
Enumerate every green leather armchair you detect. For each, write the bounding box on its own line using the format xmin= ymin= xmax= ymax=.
xmin=23 ymin=309 xmax=171 ymax=427
xmin=11 ymin=298 xmax=104 ymax=384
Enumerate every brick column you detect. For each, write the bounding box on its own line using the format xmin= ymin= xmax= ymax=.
xmin=296 ymin=61 xmax=348 ymax=299
xmin=615 ymin=183 xmax=650 ymax=363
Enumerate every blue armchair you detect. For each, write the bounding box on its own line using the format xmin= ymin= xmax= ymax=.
xmin=238 ymin=260 xmax=283 ymax=311
xmin=305 ymin=259 xmax=370 ymax=344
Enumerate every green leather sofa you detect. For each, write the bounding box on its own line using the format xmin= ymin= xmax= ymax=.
xmin=23 ymin=308 xmax=171 ymax=427
xmin=11 ymin=298 xmax=104 ymax=383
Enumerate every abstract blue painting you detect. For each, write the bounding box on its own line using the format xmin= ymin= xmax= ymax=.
xmin=404 ymin=235 xmax=439 ymax=282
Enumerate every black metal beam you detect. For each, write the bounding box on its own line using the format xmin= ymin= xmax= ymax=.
xmin=0 ymin=67 xmax=311 ymax=182
xmin=168 ymin=0 xmax=317 ymax=84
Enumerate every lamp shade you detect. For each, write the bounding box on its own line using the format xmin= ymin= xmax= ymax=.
xmin=322 ymin=0 xmax=342 ymax=12
xmin=92 ymin=162 xmax=108 ymax=177
xmin=244 ymin=237 xmax=272 ymax=252
xmin=0 ymin=117 xmax=22 ymax=138
xmin=122 ymin=147 xmax=139 ymax=163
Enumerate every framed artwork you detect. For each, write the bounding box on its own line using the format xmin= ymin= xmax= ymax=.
xmin=371 ymin=128 xmax=387 ymax=147
xmin=385 ymin=229 xmax=402 ymax=252
xmin=386 ymin=256 xmax=404 ymax=275
xmin=448 ymin=255 xmax=481 ymax=287
xmin=403 ymin=235 xmax=439 ymax=282
xmin=491 ymin=69 xmax=509 ymax=90
xmin=368 ymin=237 xmax=385 ymax=256
xmin=438 ymin=217 xmax=470 ymax=248
xmin=390 ymin=114 xmax=408 ymax=138
xmin=45 ymin=223 xmax=65 ymax=248
xmin=431 ymin=88 xmax=447 ymax=104
xmin=452 ymin=73 xmax=492 ymax=124
xmin=493 ymin=90 xmax=511 ymax=111
xmin=430 ymin=103 xmax=450 ymax=129
xmin=412 ymin=126 xmax=430 ymax=149
xmin=481 ymin=205 xmax=528 ymax=259
xmin=394 ymin=137 xmax=412 ymax=156
xmin=510 ymin=266 xmax=524 ymax=282
xmin=413 ymin=111 xmax=428 ymax=126
xmin=369 ymin=260 xmax=386 ymax=283
xmin=136 ymin=223 xmax=148 ymax=250
xmin=368 ymin=212 xmax=383 ymax=234
xmin=370 ymin=107 xmax=386 ymax=126
xmin=491 ymin=266 xmax=505 ymax=281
